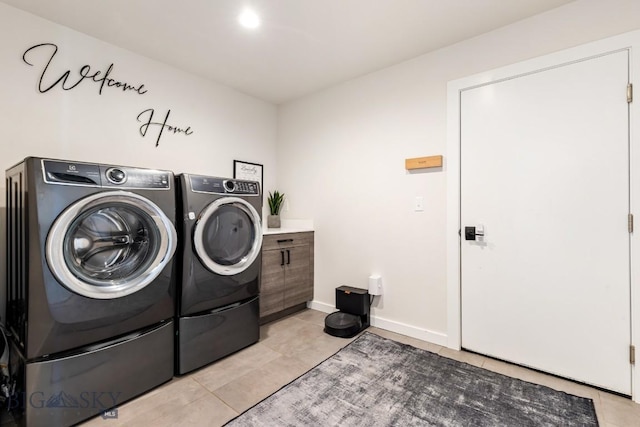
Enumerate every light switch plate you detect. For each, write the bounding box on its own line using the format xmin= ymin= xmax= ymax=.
xmin=414 ymin=196 xmax=424 ymax=212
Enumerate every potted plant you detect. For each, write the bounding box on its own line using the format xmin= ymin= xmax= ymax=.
xmin=267 ymin=190 xmax=285 ymax=228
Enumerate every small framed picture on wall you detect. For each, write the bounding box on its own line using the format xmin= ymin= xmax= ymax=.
xmin=233 ymin=160 xmax=263 ymax=190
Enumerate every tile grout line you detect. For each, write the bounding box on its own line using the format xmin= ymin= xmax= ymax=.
xmin=191 ymin=381 xmax=240 ymax=421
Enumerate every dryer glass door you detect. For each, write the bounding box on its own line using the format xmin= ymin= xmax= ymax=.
xmin=193 ymin=197 xmax=263 ymax=276
xmin=46 ymin=191 xmax=177 ymax=299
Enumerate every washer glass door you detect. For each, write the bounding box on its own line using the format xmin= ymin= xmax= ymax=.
xmin=194 ymin=197 xmax=263 ymax=275
xmin=46 ymin=191 xmax=177 ymax=299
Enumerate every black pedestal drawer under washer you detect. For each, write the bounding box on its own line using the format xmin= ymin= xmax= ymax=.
xmin=5 ymin=157 xmax=178 ymax=426
xmin=175 ymin=174 xmax=263 ymax=375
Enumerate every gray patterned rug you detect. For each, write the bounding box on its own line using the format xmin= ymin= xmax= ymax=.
xmin=226 ymin=332 xmax=598 ymax=426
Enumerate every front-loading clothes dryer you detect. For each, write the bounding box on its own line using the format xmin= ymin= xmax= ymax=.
xmin=5 ymin=157 xmax=178 ymax=427
xmin=175 ymin=174 xmax=262 ymax=374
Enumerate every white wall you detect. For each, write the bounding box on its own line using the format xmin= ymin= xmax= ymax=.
xmin=0 ymin=3 xmax=277 ymax=320
xmin=278 ymin=0 xmax=640 ymax=343
xmin=0 ymin=4 xmax=277 ymax=176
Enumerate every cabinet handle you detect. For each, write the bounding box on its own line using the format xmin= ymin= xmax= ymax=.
xmin=277 ymin=239 xmax=294 ymax=243
xmin=286 ymin=249 xmax=291 ymax=265
xmin=280 ymin=250 xmax=285 ymax=266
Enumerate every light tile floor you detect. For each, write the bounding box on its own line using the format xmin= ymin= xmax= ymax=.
xmin=84 ymin=309 xmax=640 ymax=427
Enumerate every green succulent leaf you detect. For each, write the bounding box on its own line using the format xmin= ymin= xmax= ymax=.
xmin=267 ymin=190 xmax=285 ymax=215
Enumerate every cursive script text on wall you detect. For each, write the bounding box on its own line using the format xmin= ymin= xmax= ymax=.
xmin=23 ymin=43 xmax=147 ymax=96
xmin=137 ymin=109 xmax=194 ymax=147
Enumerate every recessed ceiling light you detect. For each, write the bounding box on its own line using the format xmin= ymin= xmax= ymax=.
xmin=238 ymin=8 xmax=260 ymax=29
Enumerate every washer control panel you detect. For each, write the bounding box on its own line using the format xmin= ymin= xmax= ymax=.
xmin=42 ymin=159 xmax=171 ymax=189
xmin=101 ymin=166 xmax=170 ymax=189
xmin=105 ymin=167 xmax=127 ymax=184
xmin=190 ymin=175 xmax=260 ymax=195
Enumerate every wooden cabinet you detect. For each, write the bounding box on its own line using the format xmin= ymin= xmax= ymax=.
xmin=260 ymin=231 xmax=314 ymax=321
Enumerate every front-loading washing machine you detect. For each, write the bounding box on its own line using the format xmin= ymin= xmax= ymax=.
xmin=175 ymin=174 xmax=262 ymax=375
xmin=5 ymin=157 xmax=178 ymax=426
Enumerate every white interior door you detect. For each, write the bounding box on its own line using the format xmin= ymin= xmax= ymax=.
xmin=460 ymin=50 xmax=631 ymax=394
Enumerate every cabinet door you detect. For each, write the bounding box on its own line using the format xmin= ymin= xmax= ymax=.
xmin=284 ymin=245 xmax=312 ymax=307
xmin=260 ymin=249 xmax=285 ymax=317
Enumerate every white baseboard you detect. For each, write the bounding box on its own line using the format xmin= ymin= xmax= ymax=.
xmin=307 ymin=300 xmax=334 ymax=313
xmin=307 ymin=300 xmax=448 ymax=347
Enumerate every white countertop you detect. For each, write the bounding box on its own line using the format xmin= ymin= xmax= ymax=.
xmin=263 ymin=219 xmax=314 ymax=235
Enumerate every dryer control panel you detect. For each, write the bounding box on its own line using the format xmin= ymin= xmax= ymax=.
xmin=42 ymin=159 xmax=171 ymax=189
xmin=190 ymin=175 xmax=260 ymax=195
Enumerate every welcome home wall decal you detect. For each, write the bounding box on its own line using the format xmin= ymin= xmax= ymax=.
xmin=23 ymin=43 xmax=148 ymax=95
xmin=22 ymin=42 xmax=194 ymax=147
xmin=137 ymin=109 xmax=194 ymax=148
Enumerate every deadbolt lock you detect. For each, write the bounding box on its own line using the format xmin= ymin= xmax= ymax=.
xmin=464 ymin=225 xmax=484 ymax=241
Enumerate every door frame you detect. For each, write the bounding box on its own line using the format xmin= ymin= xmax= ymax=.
xmin=446 ymin=30 xmax=640 ymax=402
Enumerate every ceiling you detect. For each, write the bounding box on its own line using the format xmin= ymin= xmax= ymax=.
xmin=1 ymin=0 xmax=575 ymax=104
